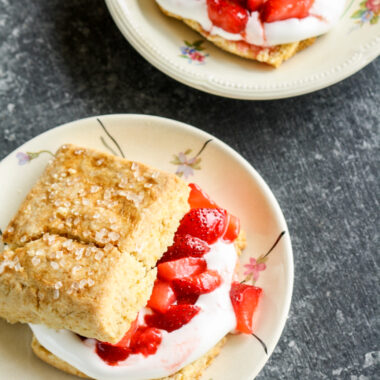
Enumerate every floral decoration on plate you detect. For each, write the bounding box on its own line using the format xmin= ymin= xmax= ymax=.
xmin=180 ymin=40 xmax=209 ymax=64
xmin=171 ymin=139 xmax=212 ymax=178
xmin=243 ymin=231 xmax=286 ymax=285
xmin=351 ymin=0 xmax=380 ymax=25
xmin=16 ymin=150 xmax=54 ymax=166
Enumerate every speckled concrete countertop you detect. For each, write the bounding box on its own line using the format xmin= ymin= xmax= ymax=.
xmin=0 ymin=1 xmax=379 ymax=379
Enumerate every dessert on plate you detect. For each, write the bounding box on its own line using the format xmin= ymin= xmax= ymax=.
xmin=155 ymin=0 xmax=346 ymax=67
xmin=0 ymin=144 xmax=263 ymax=379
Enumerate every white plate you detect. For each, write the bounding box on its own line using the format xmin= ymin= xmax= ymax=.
xmin=105 ymin=0 xmax=380 ymax=100
xmin=0 ymin=114 xmax=293 ymax=379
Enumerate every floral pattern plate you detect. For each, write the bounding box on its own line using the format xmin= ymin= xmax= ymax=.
xmin=0 ymin=114 xmax=293 ymax=380
xmin=104 ymin=0 xmax=380 ymax=100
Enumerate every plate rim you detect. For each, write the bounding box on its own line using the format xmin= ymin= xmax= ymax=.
xmin=104 ymin=0 xmax=380 ymax=100
xmin=0 ymin=114 xmax=294 ymax=379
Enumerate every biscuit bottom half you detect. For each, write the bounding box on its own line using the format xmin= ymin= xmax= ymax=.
xmin=159 ymin=6 xmax=316 ymax=68
xmin=31 ymin=335 xmax=227 ymax=380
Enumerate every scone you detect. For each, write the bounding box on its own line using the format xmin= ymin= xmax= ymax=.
xmin=0 ymin=149 xmax=263 ymax=380
xmin=0 ymin=144 xmax=190 ymax=343
xmin=156 ymin=0 xmax=346 ymax=67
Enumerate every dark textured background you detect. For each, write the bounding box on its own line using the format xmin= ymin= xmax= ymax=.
xmin=0 ymin=1 xmax=379 ymax=379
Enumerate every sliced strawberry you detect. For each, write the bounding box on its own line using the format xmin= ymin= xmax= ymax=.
xmin=158 ymin=257 xmax=207 ymax=282
xmin=157 ymin=234 xmax=210 ymax=264
xmin=261 ymin=0 xmax=315 ymax=23
xmin=172 ymin=270 xmax=222 ymax=296
xmin=232 ymin=0 xmax=247 ymax=6
xmin=230 ymin=282 xmax=262 ymax=334
xmin=147 ymin=279 xmax=176 ymax=314
xmin=223 ymin=214 xmax=240 ymax=243
xmin=207 ymin=0 xmax=249 ymax=34
xmin=145 ymin=305 xmax=200 ymax=332
xmin=112 ymin=317 xmax=139 ymax=348
xmin=188 ymin=183 xmax=218 ymax=209
xmin=130 ymin=327 xmax=162 ymax=357
xmin=96 ymin=342 xmax=130 ymax=365
xmin=177 ymin=208 xmax=228 ymax=244
xmin=176 ymin=293 xmax=200 ymax=305
xmin=246 ymin=0 xmax=265 ymax=12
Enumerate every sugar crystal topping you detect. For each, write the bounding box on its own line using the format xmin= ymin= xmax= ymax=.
xmin=32 ymin=257 xmax=41 ymax=266
xmin=90 ymin=185 xmax=101 ymax=193
xmin=94 ymin=251 xmax=104 ymax=261
xmin=72 ymin=265 xmax=82 ymax=274
xmin=55 ymin=281 xmax=63 ymax=289
xmin=108 ymin=232 xmax=120 ymax=242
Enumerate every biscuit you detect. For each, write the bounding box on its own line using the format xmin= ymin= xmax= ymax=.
xmin=31 ymin=335 xmax=227 ymax=380
xmin=3 ymin=144 xmax=190 ymax=268
xmin=158 ymin=5 xmax=316 ymax=68
xmin=0 ymin=144 xmax=190 ymax=342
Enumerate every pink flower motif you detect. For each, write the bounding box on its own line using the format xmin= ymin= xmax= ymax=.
xmin=366 ymin=0 xmax=380 ymax=14
xmin=175 ymin=152 xmax=198 ymax=178
xmin=190 ymin=51 xmax=205 ymax=63
xmin=179 ymin=40 xmax=208 ymax=64
xmin=16 ymin=152 xmax=31 ymax=165
xmin=244 ymin=257 xmax=266 ymax=282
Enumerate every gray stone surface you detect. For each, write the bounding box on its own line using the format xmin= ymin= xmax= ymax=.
xmin=0 ymin=1 xmax=379 ymax=379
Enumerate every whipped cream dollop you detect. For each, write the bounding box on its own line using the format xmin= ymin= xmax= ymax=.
xmin=30 ymin=240 xmax=238 ymax=380
xmin=156 ymin=0 xmax=346 ymax=47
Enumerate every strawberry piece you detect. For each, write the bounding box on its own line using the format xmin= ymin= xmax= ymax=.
xmin=223 ymin=214 xmax=240 ymax=243
xmin=176 ymin=293 xmax=200 ymax=305
xmin=261 ymin=0 xmax=315 ymax=23
xmin=246 ymin=0 xmax=265 ymax=12
xmin=112 ymin=317 xmax=139 ymax=348
xmin=207 ymin=0 xmax=249 ymax=34
xmin=172 ymin=270 xmax=222 ymax=296
xmin=188 ymin=183 xmax=218 ymax=209
xmin=158 ymin=257 xmax=207 ymax=282
xmin=130 ymin=327 xmax=162 ymax=357
xmin=177 ymin=208 xmax=228 ymax=244
xmin=229 ymin=0 xmax=247 ymax=6
xmin=230 ymin=282 xmax=262 ymax=334
xmin=147 ymin=279 xmax=176 ymax=314
xmin=145 ymin=305 xmax=200 ymax=332
xmin=157 ymin=234 xmax=210 ymax=264
xmin=96 ymin=342 xmax=130 ymax=365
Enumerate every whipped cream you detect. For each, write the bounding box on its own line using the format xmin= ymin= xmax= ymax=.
xmin=156 ymin=0 xmax=346 ymax=47
xmin=30 ymin=240 xmax=238 ymax=380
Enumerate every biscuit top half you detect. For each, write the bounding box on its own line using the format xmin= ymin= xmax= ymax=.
xmin=3 ymin=144 xmax=190 ymax=268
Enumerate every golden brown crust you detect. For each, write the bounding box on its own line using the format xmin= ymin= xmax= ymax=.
xmin=158 ymin=5 xmax=316 ymax=68
xmin=31 ymin=335 xmax=227 ymax=380
xmin=0 ymin=144 xmax=190 ymax=342
xmin=3 ymin=144 xmax=190 ymax=269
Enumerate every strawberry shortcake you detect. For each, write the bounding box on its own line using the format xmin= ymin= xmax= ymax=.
xmin=156 ymin=0 xmax=346 ymax=67
xmin=0 ymin=145 xmax=266 ymax=379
